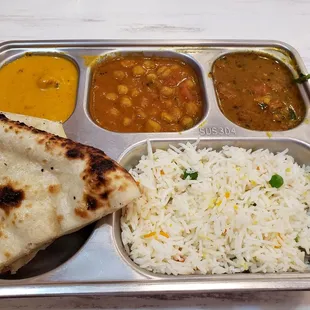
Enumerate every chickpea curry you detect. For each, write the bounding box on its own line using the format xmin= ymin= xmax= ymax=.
xmin=0 ymin=54 xmax=78 ymax=122
xmin=212 ymin=52 xmax=306 ymax=131
xmin=89 ymin=56 xmax=204 ymax=132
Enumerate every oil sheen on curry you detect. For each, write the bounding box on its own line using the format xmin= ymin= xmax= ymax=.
xmin=212 ymin=52 xmax=306 ymax=131
xmin=89 ymin=56 xmax=204 ymax=132
xmin=0 ymin=54 xmax=78 ymax=122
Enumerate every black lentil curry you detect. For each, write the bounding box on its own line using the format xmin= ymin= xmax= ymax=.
xmin=212 ymin=52 xmax=306 ymax=131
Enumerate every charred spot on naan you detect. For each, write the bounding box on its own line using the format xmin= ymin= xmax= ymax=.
xmin=57 ymin=215 xmax=64 ymax=223
xmin=100 ymin=192 xmax=108 ymax=200
xmin=58 ymin=140 xmax=87 ymax=159
xmin=90 ymin=159 xmax=114 ymax=185
xmin=74 ymin=194 xmax=110 ymax=219
xmin=48 ymin=184 xmax=61 ymax=194
xmin=74 ymin=207 xmax=89 ymax=219
xmin=0 ymin=231 xmax=8 ymax=240
xmin=4 ymin=251 xmax=11 ymax=259
xmin=66 ymin=148 xmax=84 ymax=159
xmin=85 ymin=194 xmax=98 ymax=211
xmin=81 ymin=152 xmax=120 ymax=188
xmin=118 ymin=184 xmax=129 ymax=192
xmin=0 ymin=184 xmax=25 ymax=215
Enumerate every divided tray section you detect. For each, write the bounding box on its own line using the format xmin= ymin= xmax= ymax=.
xmin=112 ymin=137 xmax=310 ymax=279
xmin=210 ymin=49 xmax=308 ymax=132
xmin=85 ymin=50 xmax=209 ymax=134
xmin=0 ymin=40 xmax=308 ymax=291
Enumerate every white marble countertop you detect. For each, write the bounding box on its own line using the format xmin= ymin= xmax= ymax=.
xmin=1 ymin=0 xmax=310 ymax=308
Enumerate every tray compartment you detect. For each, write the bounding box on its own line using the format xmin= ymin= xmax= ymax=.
xmin=85 ymin=49 xmax=209 ymax=133
xmin=0 ymin=50 xmax=80 ymax=124
xmin=210 ymin=49 xmax=308 ymax=131
xmin=113 ymin=137 xmax=310 ymax=278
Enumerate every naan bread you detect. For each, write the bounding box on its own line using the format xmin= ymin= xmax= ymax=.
xmin=0 ymin=113 xmax=140 ymax=272
xmin=0 ymin=112 xmax=66 ymax=273
xmin=7 ymin=243 xmax=51 ymax=274
xmin=1 ymin=112 xmax=66 ymax=137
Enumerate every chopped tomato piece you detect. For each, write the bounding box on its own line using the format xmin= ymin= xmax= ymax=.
xmin=251 ymin=83 xmax=271 ymax=96
xmin=179 ymin=83 xmax=194 ymax=101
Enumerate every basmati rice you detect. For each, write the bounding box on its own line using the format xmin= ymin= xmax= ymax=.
xmin=121 ymin=142 xmax=310 ymax=275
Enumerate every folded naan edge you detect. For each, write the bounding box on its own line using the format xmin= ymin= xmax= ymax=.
xmin=0 ymin=112 xmax=66 ymax=137
xmin=0 ymin=113 xmax=67 ymax=274
xmin=0 ymin=113 xmax=140 ymax=272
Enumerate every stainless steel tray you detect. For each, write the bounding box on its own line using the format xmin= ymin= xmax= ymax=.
xmin=0 ymin=39 xmax=309 ymax=297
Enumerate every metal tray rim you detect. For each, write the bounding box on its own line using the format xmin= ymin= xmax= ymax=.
xmin=0 ymin=39 xmax=309 ymax=296
xmin=1 ymin=277 xmax=310 ymax=297
xmin=0 ymin=39 xmax=302 ymax=49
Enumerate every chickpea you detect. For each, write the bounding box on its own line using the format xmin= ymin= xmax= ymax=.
xmin=157 ymin=66 xmax=167 ymax=75
xmin=123 ymin=117 xmax=132 ymax=126
xmin=171 ymin=64 xmax=181 ymax=70
xmin=113 ymin=70 xmax=126 ymax=80
xmin=146 ymin=73 xmax=157 ymax=81
xmin=120 ymin=96 xmax=132 ymax=107
xmin=185 ymin=101 xmax=199 ymax=117
xmin=131 ymin=88 xmax=140 ymax=97
xmin=121 ymin=59 xmax=135 ymax=68
xmin=106 ymin=93 xmax=118 ymax=101
xmin=117 ymin=84 xmax=129 ymax=95
xmin=145 ymin=119 xmax=161 ymax=132
xmin=171 ymin=107 xmax=182 ymax=121
xmin=157 ymin=66 xmax=172 ymax=78
xmin=143 ymin=60 xmax=156 ymax=69
xmin=184 ymin=79 xmax=195 ymax=88
xmin=109 ymin=107 xmax=120 ymax=117
xmin=132 ymin=65 xmax=145 ymax=76
xmin=180 ymin=116 xmax=194 ymax=129
xmin=160 ymin=86 xmax=175 ymax=97
xmin=160 ymin=68 xmax=172 ymax=78
xmin=161 ymin=111 xmax=174 ymax=123
xmin=162 ymin=100 xmax=173 ymax=108
xmin=136 ymin=109 xmax=147 ymax=119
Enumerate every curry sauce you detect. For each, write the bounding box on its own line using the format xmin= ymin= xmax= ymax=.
xmin=212 ymin=52 xmax=306 ymax=131
xmin=0 ymin=54 xmax=78 ymax=122
xmin=89 ymin=56 xmax=204 ymax=133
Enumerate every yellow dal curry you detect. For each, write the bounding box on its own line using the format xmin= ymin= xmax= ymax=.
xmin=0 ymin=54 xmax=78 ymax=122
